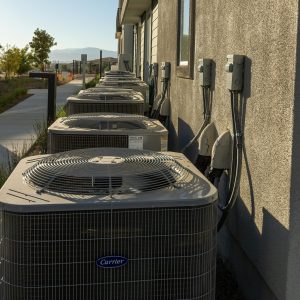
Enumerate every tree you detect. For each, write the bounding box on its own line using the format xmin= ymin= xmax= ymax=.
xmin=17 ymin=46 xmax=32 ymax=75
xmin=0 ymin=45 xmax=22 ymax=78
xmin=29 ymin=28 xmax=57 ymax=71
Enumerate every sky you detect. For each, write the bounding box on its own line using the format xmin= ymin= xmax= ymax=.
xmin=0 ymin=0 xmax=119 ymax=51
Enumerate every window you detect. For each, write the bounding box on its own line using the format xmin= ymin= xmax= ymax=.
xmin=179 ymin=0 xmax=190 ymax=65
xmin=177 ymin=0 xmax=195 ymax=78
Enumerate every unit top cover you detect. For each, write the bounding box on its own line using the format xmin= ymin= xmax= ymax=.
xmin=99 ymin=81 xmax=148 ymax=87
xmin=78 ymin=87 xmax=134 ymax=95
xmin=67 ymin=90 xmax=144 ymax=102
xmin=100 ymin=77 xmax=140 ymax=82
xmin=105 ymin=70 xmax=134 ymax=76
xmin=48 ymin=113 xmax=167 ymax=134
xmin=0 ymin=149 xmax=217 ymax=212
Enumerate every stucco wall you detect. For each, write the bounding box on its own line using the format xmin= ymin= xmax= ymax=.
xmin=157 ymin=1 xmax=299 ymax=299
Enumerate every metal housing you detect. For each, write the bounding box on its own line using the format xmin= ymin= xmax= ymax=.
xmin=47 ymin=113 xmax=168 ymax=153
xmin=67 ymin=90 xmax=144 ymax=115
xmin=98 ymin=80 xmax=149 ymax=110
xmin=0 ymin=148 xmax=218 ymax=300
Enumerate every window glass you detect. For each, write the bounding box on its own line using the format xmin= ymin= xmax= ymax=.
xmin=179 ymin=0 xmax=190 ymax=65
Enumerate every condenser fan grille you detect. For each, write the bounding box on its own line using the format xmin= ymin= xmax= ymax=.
xmin=23 ymin=149 xmax=186 ymax=195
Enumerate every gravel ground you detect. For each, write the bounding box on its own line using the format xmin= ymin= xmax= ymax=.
xmin=216 ymin=258 xmax=244 ymax=300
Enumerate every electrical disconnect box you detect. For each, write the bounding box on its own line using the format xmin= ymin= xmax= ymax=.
xmin=225 ymin=54 xmax=245 ymax=91
xmin=161 ymin=62 xmax=171 ymax=79
xmin=198 ymin=59 xmax=212 ymax=87
xmin=153 ymin=63 xmax=159 ymax=77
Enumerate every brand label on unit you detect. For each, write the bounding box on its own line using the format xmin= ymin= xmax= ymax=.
xmin=128 ymin=136 xmax=143 ymax=150
xmin=96 ymin=256 xmax=128 ymax=269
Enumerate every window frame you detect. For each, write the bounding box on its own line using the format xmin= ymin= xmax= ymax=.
xmin=176 ymin=0 xmax=195 ymax=79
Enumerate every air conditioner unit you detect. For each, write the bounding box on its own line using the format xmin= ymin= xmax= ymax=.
xmin=0 ymin=148 xmax=218 ymax=300
xmin=47 ymin=113 xmax=168 ymax=153
xmin=98 ymin=80 xmax=149 ymax=112
xmin=78 ymin=87 xmax=136 ymax=96
xmin=100 ymin=77 xmax=140 ymax=82
xmin=67 ymin=90 xmax=144 ymax=116
xmin=105 ymin=70 xmax=135 ymax=77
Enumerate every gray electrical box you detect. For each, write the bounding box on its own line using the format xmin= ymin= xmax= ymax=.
xmin=225 ymin=54 xmax=245 ymax=91
xmin=198 ymin=59 xmax=212 ymax=87
xmin=161 ymin=62 xmax=171 ymax=79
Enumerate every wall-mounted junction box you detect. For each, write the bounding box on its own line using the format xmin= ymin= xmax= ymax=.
xmin=161 ymin=62 xmax=171 ymax=79
xmin=153 ymin=63 xmax=159 ymax=77
xmin=225 ymin=54 xmax=245 ymax=91
xmin=198 ymin=59 xmax=212 ymax=87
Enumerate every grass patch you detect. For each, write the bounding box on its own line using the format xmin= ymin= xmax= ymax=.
xmin=56 ymin=105 xmax=67 ymax=118
xmin=27 ymin=105 xmax=67 ymax=156
xmin=32 ymin=120 xmax=48 ymax=154
xmin=85 ymin=74 xmax=100 ymax=89
xmin=0 ymin=105 xmax=67 ymax=188
xmin=0 ymin=77 xmax=48 ymax=114
xmin=0 ymin=143 xmax=30 ymax=188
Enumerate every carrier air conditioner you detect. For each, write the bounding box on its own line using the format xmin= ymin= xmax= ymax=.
xmin=100 ymin=77 xmax=140 ymax=83
xmin=104 ymin=70 xmax=135 ymax=76
xmin=47 ymin=113 xmax=168 ymax=153
xmin=98 ymin=80 xmax=149 ymax=111
xmin=104 ymin=70 xmax=135 ymax=77
xmin=78 ymin=87 xmax=136 ymax=96
xmin=67 ymin=90 xmax=144 ymax=115
xmin=0 ymin=148 xmax=218 ymax=300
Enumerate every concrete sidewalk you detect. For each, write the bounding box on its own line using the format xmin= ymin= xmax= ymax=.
xmin=0 ymin=77 xmax=92 ymax=166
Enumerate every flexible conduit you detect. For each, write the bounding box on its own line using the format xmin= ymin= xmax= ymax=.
xmin=217 ymin=91 xmax=243 ymax=231
xmin=181 ymin=86 xmax=211 ymax=153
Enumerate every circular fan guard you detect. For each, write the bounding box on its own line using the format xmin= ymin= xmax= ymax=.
xmin=23 ymin=149 xmax=189 ymax=196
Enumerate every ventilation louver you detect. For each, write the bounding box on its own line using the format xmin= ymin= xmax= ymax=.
xmin=48 ymin=113 xmax=168 ymax=153
xmin=67 ymin=90 xmax=144 ymax=115
xmin=0 ymin=148 xmax=218 ymax=300
xmin=98 ymin=80 xmax=149 ymax=110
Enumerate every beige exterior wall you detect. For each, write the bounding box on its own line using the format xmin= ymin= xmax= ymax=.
xmin=156 ymin=0 xmax=299 ymax=299
xmin=140 ymin=21 xmax=145 ymax=80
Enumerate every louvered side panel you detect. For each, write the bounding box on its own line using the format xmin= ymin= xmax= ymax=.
xmin=1 ymin=204 xmax=217 ymax=299
xmin=50 ymin=134 xmax=129 ymax=153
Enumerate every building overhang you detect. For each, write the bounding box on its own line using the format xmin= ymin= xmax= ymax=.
xmin=115 ymin=7 xmax=122 ymax=39
xmin=115 ymin=32 xmax=122 ymax=39
xmin=120 ymin=0 xmax=152 ymax=24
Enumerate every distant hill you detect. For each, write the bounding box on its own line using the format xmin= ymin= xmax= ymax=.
xmin=49 ymin=47 xmax=117 ymax=63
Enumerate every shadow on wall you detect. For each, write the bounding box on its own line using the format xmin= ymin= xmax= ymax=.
xmin=178 ymin=117 xmax=197 ymax=160
xmin=176 ymin=60 xmax=217 ymax=162
xmin=167 ymin=80 xmax=179 ymax=152
xmin=221 ymin=201 xmax=289 ymax=300
xmin=287 ymin=7 xmax=300 ymax=296
xmin=219 ymin=57 xmax=290 ymax=300
xmin=241 ymin=57 xmax=255 ymax=218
